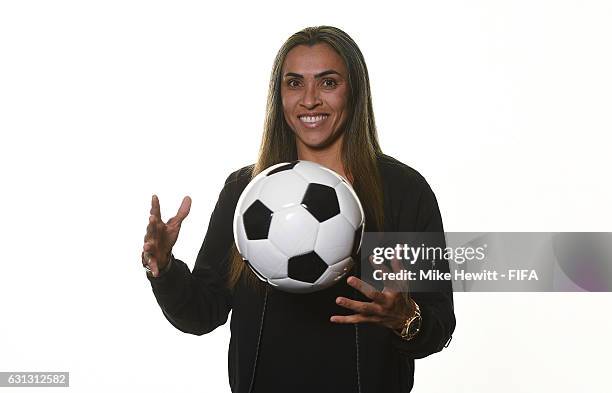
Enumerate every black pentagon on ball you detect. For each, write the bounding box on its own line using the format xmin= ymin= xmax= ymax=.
xmin=243 ymin=200 xmax=273 ymax=240
xmin=300 ymin=183 xmax=340 ymax=222
xmin=352 ymin=224 xmax=364 ymax=256
xmin=287 ymin=251 xmax=328 ymax=283
xmin=266 ymin=161 xmax=299 ymax=176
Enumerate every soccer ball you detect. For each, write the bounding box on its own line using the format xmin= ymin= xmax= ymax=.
xmin=233 ymin=160 xmax=365 ymax=293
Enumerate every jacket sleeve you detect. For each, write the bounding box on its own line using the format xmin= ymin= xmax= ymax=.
xmin=391 ymin=175 xmax=456 ymax=358
xmin=145 ymin=173 xmax=237 ymax=336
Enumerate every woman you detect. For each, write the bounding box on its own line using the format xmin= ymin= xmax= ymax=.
xmin=142 ymin=26 xmax=455 ymax=393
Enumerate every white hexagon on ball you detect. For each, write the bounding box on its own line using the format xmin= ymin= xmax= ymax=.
xmin=293 ymin=160 xmax=342 ymax=188
xmin=269 ymin=277 xmax=319 ymax=294
xmin=236 ymin=173 xmax=267 ymax=215
xmin=247 ymin=239 xmax=288 ymax=279
xmin=335 ymin=181 xmax=364 ymax=229
xmin=268 ymin=205 xmax=319 ymax=257
xmin=234 ymin=215 xmax=249 ymax=259
xmin=314 ymin=214 xmax=355 ymax=265
xmin=314 ymin=257 xmax=354 ymax=286
xmin=258 ymin=170 xmax=309 ymax=211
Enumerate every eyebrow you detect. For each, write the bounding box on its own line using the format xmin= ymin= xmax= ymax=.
xmin=284 ymin=70 xmax=342 ymax=79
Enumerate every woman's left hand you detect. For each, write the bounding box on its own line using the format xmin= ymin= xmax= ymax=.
xmin=330 ymin=258 xmax=417 ymax=331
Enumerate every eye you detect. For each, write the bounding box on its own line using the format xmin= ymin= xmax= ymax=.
xmin=322 ymin=78 xmax=337 ymax=88
xmin=287 ymin=79 xmax=302 ymax=88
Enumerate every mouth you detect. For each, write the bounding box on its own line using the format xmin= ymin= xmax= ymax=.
xmin=298 ymin=113 xmax=329 ymax=128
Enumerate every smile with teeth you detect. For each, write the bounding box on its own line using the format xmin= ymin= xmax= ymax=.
xmin=298 ymin=114 xmax=329 ymax=127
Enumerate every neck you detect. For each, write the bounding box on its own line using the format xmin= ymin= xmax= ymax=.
xmin=296 ymin=136 xmax=351 ymax=182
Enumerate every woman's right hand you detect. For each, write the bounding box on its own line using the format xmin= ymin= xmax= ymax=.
xmin=142 ymin=194 xmax=192 ymax=277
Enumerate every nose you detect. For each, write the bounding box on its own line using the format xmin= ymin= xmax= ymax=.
xmin=300 ymin=82 xmax=321 ymax=109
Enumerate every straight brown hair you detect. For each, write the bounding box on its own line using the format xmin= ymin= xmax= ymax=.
xmin=228 ymin=26 xmax=385 ymax=291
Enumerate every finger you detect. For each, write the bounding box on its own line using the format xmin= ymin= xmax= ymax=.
xmin=150 ymin=194 xmax=162 ymax=220
xmin=373 ymin=255 xmax=405 ymax=293
xmin=142 ymin=240 xmax=160 ymax=269
xmin=368 ymin=254 xmax=392 ymax=275
xmin=175 ymin=195 xmax=192 ymax=223
xmin=368 ymin=254 xmax=388 ymax=275
xmin=143 ymin=240 xmax=156 ymax=253
xmin=390 ymin=256 xmax=403 ymax=274
xmin=144 ymin=216 xmax=155 ymax=242
xmin=147 ymin=253 xmax=159 ymax=277
xmin=346 ymin=276 xmax=386 ymax=304
xmin=387 ymin=256 xmax=409 ymax=293
xmin=150 ymin=213 xmax=166 ymax=239
xmin=336 ymin=296 xmax=383 ymax=316
xmin=141 ymin=250 xmax=158 ymax=275
xmin=369 ymin=256 xmax=398 ymax=291
xmin=149 ymin=214 xmax=159 ymax=238
xmin=330 ymin=314 xmax=382 ymax=324
xmin=144 ymin=215 xmax=155 ymax=241
xmin=368 ymin=254 xmax=384 ymax=270
xmin=369 ymin=254 xmax=389 ymax=290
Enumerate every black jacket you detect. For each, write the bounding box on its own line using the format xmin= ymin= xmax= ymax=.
xmin=147 ymin=154 xmax=456 ymax=393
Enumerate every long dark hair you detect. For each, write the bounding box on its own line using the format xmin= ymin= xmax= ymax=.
xmin=228 ymin=26 xmax=385 ymax=290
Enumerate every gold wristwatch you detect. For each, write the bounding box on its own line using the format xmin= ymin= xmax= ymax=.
xmin=394 ymin=298 xmax=422 ymax=341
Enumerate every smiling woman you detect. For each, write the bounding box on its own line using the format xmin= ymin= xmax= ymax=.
xmin=281 ymin=43 xmax=350 ymax=153
xmin=143 ymin=25 xmax=456 ymax=393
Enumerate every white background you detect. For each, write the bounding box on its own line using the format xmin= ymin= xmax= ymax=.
xmin=1 ymin=0 xmax=611 ymax=392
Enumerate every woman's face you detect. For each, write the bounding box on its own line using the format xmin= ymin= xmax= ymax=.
xmin=281 ymin=43 xmax=350 ymax=150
